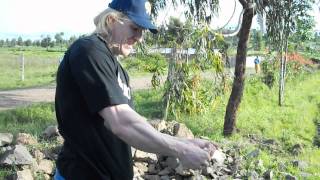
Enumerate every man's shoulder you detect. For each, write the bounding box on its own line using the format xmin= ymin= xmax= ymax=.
xmin=72 ymin=35 xmax=101 ymax=49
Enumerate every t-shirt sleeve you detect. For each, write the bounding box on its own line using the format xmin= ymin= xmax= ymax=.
xmin=68 ymin=40 xmax=128 ymax=113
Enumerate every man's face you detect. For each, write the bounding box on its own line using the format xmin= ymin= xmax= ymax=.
xmin=110 ymin=17 xmax=144 ymax=56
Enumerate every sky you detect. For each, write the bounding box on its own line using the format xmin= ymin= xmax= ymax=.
xmin=0 ymin=0 xmax=319 ymax=40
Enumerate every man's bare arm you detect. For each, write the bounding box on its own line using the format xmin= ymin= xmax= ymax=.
xmin=99 ymin=104 xmax=210 ymax=169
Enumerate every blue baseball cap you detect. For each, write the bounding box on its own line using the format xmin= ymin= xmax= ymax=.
xmin=109 ymin=0 xmax=158 ymax=34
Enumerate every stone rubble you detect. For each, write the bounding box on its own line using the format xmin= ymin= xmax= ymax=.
xmin=0 ymin=133 xmax=13 ymax=146
xmin=0 ymin=120 xmax=307 ymax=179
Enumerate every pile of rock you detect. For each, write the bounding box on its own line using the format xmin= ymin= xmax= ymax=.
xmin=0 ymin=120 xmax=251 ymax=180
xmin=0 ymin=125 xmax=61 ymax=180
xmin=131 ymin=120 xmax=243 ymax=180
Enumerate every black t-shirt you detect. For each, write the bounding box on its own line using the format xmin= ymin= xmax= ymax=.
xmin=55 ymin=34 xmax=133 ymax=180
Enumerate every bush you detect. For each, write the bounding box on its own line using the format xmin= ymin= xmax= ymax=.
xmin=261 ymin=54 xmax=306 ymax=88
xmin=122 ymin=53 xmax=167 ymax=73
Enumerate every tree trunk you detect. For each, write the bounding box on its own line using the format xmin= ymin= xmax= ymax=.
xmin=223 ymin=7 xmax=254 ymax=136
xmin=164 ymin=47 xmax=177 ymax=120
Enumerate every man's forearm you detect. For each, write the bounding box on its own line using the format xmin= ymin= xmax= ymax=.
xmin=99 ymin=105 xmax=187 ymax=157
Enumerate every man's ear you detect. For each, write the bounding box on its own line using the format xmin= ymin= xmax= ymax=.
xmin=106 ymin=16 xmax=116 ymax=26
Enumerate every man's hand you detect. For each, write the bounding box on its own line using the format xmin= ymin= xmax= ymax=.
xmin=177 ymin=144 xmax=210 ymax=170
xmin=185 ymin=138 xmax=218 ymax=157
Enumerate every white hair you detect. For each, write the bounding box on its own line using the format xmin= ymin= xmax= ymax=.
xmin=92 ymin=8 xmax=130 ymax=41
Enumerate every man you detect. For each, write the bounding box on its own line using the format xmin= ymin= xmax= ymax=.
xmin=54 ymin=0 xmax=217 ymax=179
xmin=254 ymin=56 xmax=261 ymax=73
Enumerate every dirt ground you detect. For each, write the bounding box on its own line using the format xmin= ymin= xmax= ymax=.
xmin=0 ymin=76 xmax=159 ymax=111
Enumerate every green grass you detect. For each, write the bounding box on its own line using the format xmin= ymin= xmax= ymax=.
xmin=179 ymin=71 xmax=320 ymax=178
xmin=0 ymin=47 xmax=164 ymax=90
xmin=0 ymin=103 xmax=56 ymax=136
xmin=0 ymin=48 xmax=62 ymax=90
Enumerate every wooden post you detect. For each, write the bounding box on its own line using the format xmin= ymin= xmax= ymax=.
xmin=21 ymin=53 xmax=25 ymax=81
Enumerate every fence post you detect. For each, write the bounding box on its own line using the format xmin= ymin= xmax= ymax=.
xmin=21 ymin=53 xmax=25 ymax=81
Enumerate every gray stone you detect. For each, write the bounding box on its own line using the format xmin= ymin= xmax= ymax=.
xmin=134 ymin=150 xmax=157 ymax=163
xmin=278 ymin=162 xmax=287 ymax=171
xmin=15 ymin=133 xmax=38 ymax=146
xmin=14 ymin=169 xmax=34 ymax=180
xmin=160 ymin=175 xmax=170 ymax=180
xmin=55 ymin=135 xmax=64 ymax=144
xmin=246 ymin=149 xmax=260 ymax=159
xmin=1 ymin=146 xmax=13 ymax=153
xmin=134 ymin=162 xmax=148 ymax=175
xmin=173 ymin=123 xmax=194 ymax=138
xmin=42 ymin=174 xmax=51 ymax=180
xmin=255 ymin=159 xmax=265 ymax=171
xmin=211 ymin=150 xmax=226 ymax=165
xmin=285 ymin=173 xmax=297 ymax=180
xmin=131 ymin=147 xmax=136 ymax=158
xmin=218 ymin=175 xmax=231 ymax=180
xmin=248 ymin=170 xmax=259 ymax=180
xmin=158 ymin=167 xmax=172 ymax=176
xmin=292 ymin=160 xmax=308 ymax=170
xmin=0 ymin=133 xmax=13 ymax=146
xmin=0 ymin=145 xmax=34 ymax=166
xmin=227 ymin=156 xmax=233 ymax=163
xmin=189 ymin=174 xmax=206 ymax=180
xmin=148 ymin=163 xmax=159 ymax=174
xmin=165 ymin=121 xmax=177 ymax=135
xmin=133 ymin=166 xmax=140 ymax=178
xmin=31 ymin=149 xmax=45 ymax=163
xmin=133 ymin=176 xmax=144 ymax=180
xmin=43 ymin=146 xmax=61 ymax=161
xmin=42 ymin=125 xmax=59 ymax=139
xmin=144 ymin=175 xmax=161 ymax=180
xmin=291 ymin=144 xmax=303 ymax=155
xmin=262 ymin=139 xmax=277 ymax=145
xmin=175 ymin=164 xmax=193 ymax=176
xmin=149 ymin=119 xmax=167 ymax=132
xmin=162 ymin=156 xmax=179 ymax=169
xmin=38 ymin=159 xmax=54 ymax=174
xmin=300 ymin=172 xmax=312 ymax=178
xmin=222 ymin=167 xmax=232 ymax=175
xmin=263 ymin=170 xmax=273 ymax=180
xmin=201 ymin=166 xmax=215 ymax=177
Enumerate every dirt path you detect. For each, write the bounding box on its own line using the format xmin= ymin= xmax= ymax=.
xmin=0 ymin=69 xmax=255 ymax=111
xmin=0 ymin=76 xmax=160 ymax=111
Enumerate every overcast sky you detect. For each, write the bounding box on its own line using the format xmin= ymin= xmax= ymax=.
xmin=0 ymin=0 xmax=319 ymax=40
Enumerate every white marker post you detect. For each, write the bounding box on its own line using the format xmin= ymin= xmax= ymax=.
xmin=21 ymin=53 xmax=25 ymax=81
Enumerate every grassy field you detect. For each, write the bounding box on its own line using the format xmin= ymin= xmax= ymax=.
xmin=0 ymin=47 xmax=63 ymax=90
xmin=0 ymin=47 xmax=157 ymax=90
xmin=0 ymin=69 xmax=319 ymax=178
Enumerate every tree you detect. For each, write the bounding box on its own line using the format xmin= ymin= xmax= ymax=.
xmin=41 ymin=35 xmax=52 ymax=51
xmin=266 ymin=0 xmax=314 ymax=106
xmin=55 ymin=32 xmax=65 ymax=51
xmin=252 ymin=30 xmax=264 ymax=51
xmin=33 ymin=40 xmax=41 ymax=47
xmin=5 ymin=39 xmax=9 ymax=47
xmin=17 ymin=36 xmax=23 ymax=46
xmin=10 ymin=38 xmax=17 ymax=47
xmin=223 ymin=0 xmax=259 ymax=136
xmin=68 ymin=36 xmax=77 ymax=47
xmin=24 ymin=39 xmax=32 ymax=47
xmin=151 ymin=0 xmax=314 ymax=136
xmin=0 ymin=40 xmax=4 ymax=47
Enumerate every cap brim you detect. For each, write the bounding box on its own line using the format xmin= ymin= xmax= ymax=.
xmin=127 ymin=13 xmax=158 ymax=34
